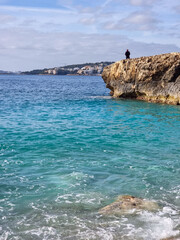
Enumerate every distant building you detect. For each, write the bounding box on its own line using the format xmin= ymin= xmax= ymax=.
xmin=21 ymin=61 xmax=114 ymax=75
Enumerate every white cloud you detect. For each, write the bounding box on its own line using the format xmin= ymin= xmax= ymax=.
xmin=80 ymin=17 xmax=96 ymax=25
xmin=174 ymin=4 xmax=180 ymax=13
xmin=129 ymin=0 xmax=157 ymax=6
xmin=0 ymin=27 xmax=179 ymax=71
xmin=0 ymin=5 xmax=75 ymax=14
xmin=130 ymin=0 xmax=143 ymax=6
xmin=101 ymin=0 xmax=113 ymax=9
xmin=0 ymin=14 xmax=16 ymax=24
xmin=125 ymin=12 xmax=158 ymax=30
xmin=103 ymin=11 xmax=158 ymax=31
xmin=0 ymin=0 xmax=179 ymax=71
xmin=127 ymin=13 xmax=152 ymax=24
xmin=0 ymin=5 xmax=79 ymax=33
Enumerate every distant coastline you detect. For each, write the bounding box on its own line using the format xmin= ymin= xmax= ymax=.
xmin=0 ymin=70 xmax=18 ymax=75
xmin=0 ymin=62 xmax=114 ymax=76
xmin=21 ymin=62 xmax=114 ymax=76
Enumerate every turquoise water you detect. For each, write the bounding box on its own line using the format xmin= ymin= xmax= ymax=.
xmin=0 ymin=75 xmax=180 ymax=240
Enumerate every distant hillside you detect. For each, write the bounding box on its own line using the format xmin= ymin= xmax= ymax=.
xmin=0 ymin=70 xmax=15 ymax=75
xmin=21 ymin=62 xmax=114 ymax=75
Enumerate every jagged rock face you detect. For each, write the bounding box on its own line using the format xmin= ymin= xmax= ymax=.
xmin=99 ymin=195 xmax=159 ymax=216
xmin=102 ymin=52 xmax=180 ymax=104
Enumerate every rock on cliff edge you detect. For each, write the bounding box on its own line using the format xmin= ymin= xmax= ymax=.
xmin=102 ymin=52 xmax=180 ymax=104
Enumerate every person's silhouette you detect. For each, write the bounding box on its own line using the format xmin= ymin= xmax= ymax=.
xmin=125 ymin=49 xmax=130 ymax=59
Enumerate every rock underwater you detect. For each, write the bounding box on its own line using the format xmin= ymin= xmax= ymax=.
xmin=161 ymin=236 xmax=180 ymax=240
xmin=99 ymin=195 xmax=159 ymax=216
xmin=102 ymin=52 xmax=180 ymax=105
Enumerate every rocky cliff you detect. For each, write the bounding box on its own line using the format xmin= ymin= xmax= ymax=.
xmin=102 ymin=52 xmax=180 ymax=104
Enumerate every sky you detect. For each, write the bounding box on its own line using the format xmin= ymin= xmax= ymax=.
xmin=0 ymin=0 xmax=180 ymax=71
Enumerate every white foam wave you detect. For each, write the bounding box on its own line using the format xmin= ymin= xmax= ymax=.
xmin=89 ymin=96 xmax=112 ymax=100
xmin=49 ymin=171 xmax=94 ymax=191
xmin=0 ymin=232 xmax=9 ymax=240
xmin=55 ymin=191 xmax=106 ymax=209
xmin=136 ymin=211 xmax=180 ymax=240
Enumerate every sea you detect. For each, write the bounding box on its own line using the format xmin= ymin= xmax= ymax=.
xmin=0 ymin=74 xmax=180 ymax=240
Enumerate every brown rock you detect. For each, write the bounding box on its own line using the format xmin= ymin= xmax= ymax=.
xmin=102 ymin=52 xmax=180 ymax=105
xmin=99 ymin=195 xmax=159 ymax=215
xmin=161 ymin=236 xmax=180 ymax=240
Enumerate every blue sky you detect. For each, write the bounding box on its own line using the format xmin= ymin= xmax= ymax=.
xmin=0 ymin=0 xmax=179 ymax=71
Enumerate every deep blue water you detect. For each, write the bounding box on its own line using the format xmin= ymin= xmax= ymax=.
xmin=0 ymin=75 xmax=180 ymax=240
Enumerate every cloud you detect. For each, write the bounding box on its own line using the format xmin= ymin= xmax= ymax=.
xmin=174 ymin=4 xmax=180 ymax=13
xmin=124 ymin=12 xmax=158 ymax=30
xmin=79 ymin=17 xmax=96 ymax=25
xmin=78 ymin=1 xmax=160 ymax=33
xmin=0 ymin=5 xmax=74 ymax=14
xmin=103 ymin=11 xmax=159 ymax=31
xmin=0 ymin=0 xmax=179 ymax=71
xmin=0 ymin=5 xmax=79 ymax=33
xmin=0 ymin=27 xmax=179 ymax=71
xmin=0 ymin=14 xmax=16 ymax=24
xmin=129 ymin=0 xmax=157 ymax=6
xmin=57 ymin=0 xmax=114 ymax=17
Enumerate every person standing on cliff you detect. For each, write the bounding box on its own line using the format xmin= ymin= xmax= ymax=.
xmin=125 ymin=49 xmax=130 ymax=59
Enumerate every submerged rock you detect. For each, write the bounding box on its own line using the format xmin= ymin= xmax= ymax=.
xmin=102 ymin=52 xmax=180 ymax=105
xmin=99 ymin=195 xmax=159 ymax=215
xmin=161 ymin=236 xmax=180 ymax=240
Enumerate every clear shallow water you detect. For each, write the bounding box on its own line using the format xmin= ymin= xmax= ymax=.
xmin=0 ymin=75 xmax=180 ymax=240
